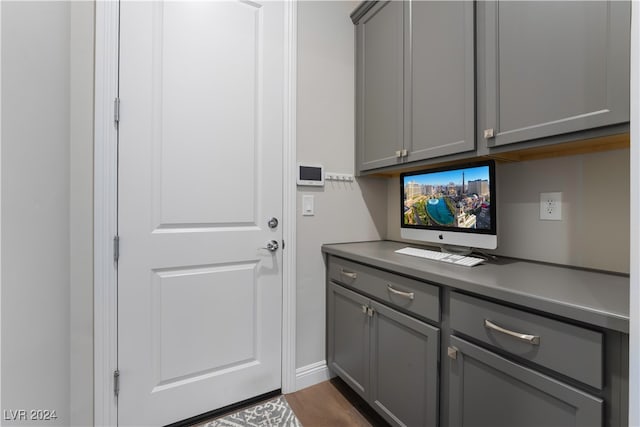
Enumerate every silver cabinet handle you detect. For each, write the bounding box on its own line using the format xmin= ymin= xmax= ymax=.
xmin=387 ymin=285 xmax=414 ymax=300
xmin=340 ymin=269 xmax=357 ymax=280
xmin=484 ymin=319 xmax=540 ymax=345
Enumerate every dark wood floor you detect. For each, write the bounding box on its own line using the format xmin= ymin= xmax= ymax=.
xmin=285 ymin=378 xmax=389 ymax=427
xmin=191 ymin=378 xmax=389 ymax=427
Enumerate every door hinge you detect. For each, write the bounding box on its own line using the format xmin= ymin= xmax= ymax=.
xmin=114 ymin=370 xmax=120 ymax=397
xmin=114 ymin=235 xmax=120 ymax=263
xmin=114 ymin=97 xmax=120 ymax=125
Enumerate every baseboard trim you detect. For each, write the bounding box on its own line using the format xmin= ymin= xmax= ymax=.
xmin=295 ymin=360 xmax=334 ymax=391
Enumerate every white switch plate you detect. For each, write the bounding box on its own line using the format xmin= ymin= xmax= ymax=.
xmin=302 ymin=195 xmax=314 ymax=216
xmin=540 ymin=192 xmax=562 ymax=221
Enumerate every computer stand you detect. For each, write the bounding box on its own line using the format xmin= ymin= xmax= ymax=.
xmin=439 ymin=244 xmax=473 ymax=256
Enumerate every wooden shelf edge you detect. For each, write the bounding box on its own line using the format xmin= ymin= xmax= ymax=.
xmin=366 ymin=133 xmax=630 ymax=178
xmin=487 ymin=132 xmax=630 ymax=163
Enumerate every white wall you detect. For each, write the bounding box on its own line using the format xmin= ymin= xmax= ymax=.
xmin=388 ymin=149 xmax=630 ymax=274
xmin=0 ymin=1 xmax=3 ymax=417
xmin=0 ymin=1 xmax=635 ymax=421
xmin=69 ymin=2 xmax=94 ymax=426
xmin=1 ymin=2 xmax=71 ymax=425
xmin=495 ymin=150 xmax=630 ymax=273
xmin=629 ymin=0 xmax=639 ymax=424
xmin=296 ymin=1 xmax=387 ymax=373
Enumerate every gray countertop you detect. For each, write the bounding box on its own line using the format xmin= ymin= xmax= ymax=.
xmin=322 ymin=240 xmax=629 ymax=333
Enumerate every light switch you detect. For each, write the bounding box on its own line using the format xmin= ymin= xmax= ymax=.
xmin=303 ymin=195 xmax=314 ymax=216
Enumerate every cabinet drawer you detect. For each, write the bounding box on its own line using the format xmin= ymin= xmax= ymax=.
xmin=450 ymin=292 xmax=603 ymax=389
xmin=329 ymin=257 xmax=440 ymax=323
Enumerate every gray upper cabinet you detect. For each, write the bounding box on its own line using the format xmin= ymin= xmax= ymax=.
xmin=354 ymin=1 xmax=475 ymax=173
xmin=477 ymin=1 xmax=631 ymax=150
xmin=356 ymin=1 xmax=404 ymax=172
xmin=405 ymin=1 xmax=475 ymax=163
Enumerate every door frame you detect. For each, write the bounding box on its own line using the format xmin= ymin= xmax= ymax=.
xmin=93 ymin=2 xmax=298 ymax=425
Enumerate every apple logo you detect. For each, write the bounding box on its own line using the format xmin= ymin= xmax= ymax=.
xmin=439 ymin=234 xmax=444 ymax=240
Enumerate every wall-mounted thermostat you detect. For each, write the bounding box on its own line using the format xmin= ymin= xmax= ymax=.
xmin=297 ymin=163 xmax=324 ymax=186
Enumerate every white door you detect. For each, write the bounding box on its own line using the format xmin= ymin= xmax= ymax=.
xmin=117 ymin=2 xmax=284 ymax=425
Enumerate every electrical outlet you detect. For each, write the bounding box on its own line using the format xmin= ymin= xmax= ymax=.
xmin=540 ymin=192 xmax=562 ymax=221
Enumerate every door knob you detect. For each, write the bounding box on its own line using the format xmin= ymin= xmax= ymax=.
xmin=261 ymin=240 xmax=279 ymax=252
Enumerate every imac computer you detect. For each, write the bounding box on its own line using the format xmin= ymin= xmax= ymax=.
xmin=400 ymin=160 xmax=497 ymax=253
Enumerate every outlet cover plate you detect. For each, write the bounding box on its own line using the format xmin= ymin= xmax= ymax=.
xmin=540 ymin=192 xmax=562 ymax=221
xmin=302 ymin=195 xmax=314 ymax=216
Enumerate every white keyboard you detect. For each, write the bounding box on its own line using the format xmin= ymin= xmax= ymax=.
xmin=394 ymin=247 xmax=485 ymax=267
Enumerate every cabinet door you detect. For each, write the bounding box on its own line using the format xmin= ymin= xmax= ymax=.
xmin=448 ymin=336 xmax=603 ymax=427
xmin=327 ymin=282 xmax=370 ymax=399
xmin=356 ymin=0 xmax=404 ymax=172
xmin=406 ymin=1 xmax=475 ymax=162
xmin=370 ymin=301 xmax=439 ymax=427
xmin=479 ymin=1 xmax=630 ymax=148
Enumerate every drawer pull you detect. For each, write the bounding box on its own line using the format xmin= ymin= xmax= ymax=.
xmin=484 ymin=319 xmax=540 ymax=345
xmin=387 ymin=285 xmax=414 ymax=300
xmin=340 ymin=269 xmax=357 ymax=280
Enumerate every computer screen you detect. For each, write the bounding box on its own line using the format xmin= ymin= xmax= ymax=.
xmin=400 ymin=160 xmax=497 ymax=250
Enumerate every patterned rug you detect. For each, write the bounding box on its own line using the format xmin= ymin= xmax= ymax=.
xmin=205 ymin=396 xmax=302 ymax=427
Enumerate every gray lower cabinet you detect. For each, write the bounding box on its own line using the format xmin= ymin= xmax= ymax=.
xmin=477 ymin=0 xmax=630 ymax=151
xmin=325 ymin=251 xmax=627 ymax=427
xmin=448 ymin=336 xmax=603 ymax=427
xmin=327 ymin=282 xmax=370 ymax=398
xmin=370 ymin=300 xmax=439 ymax=427
xmin=328 ymin=282 xmax=440 ymax=427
